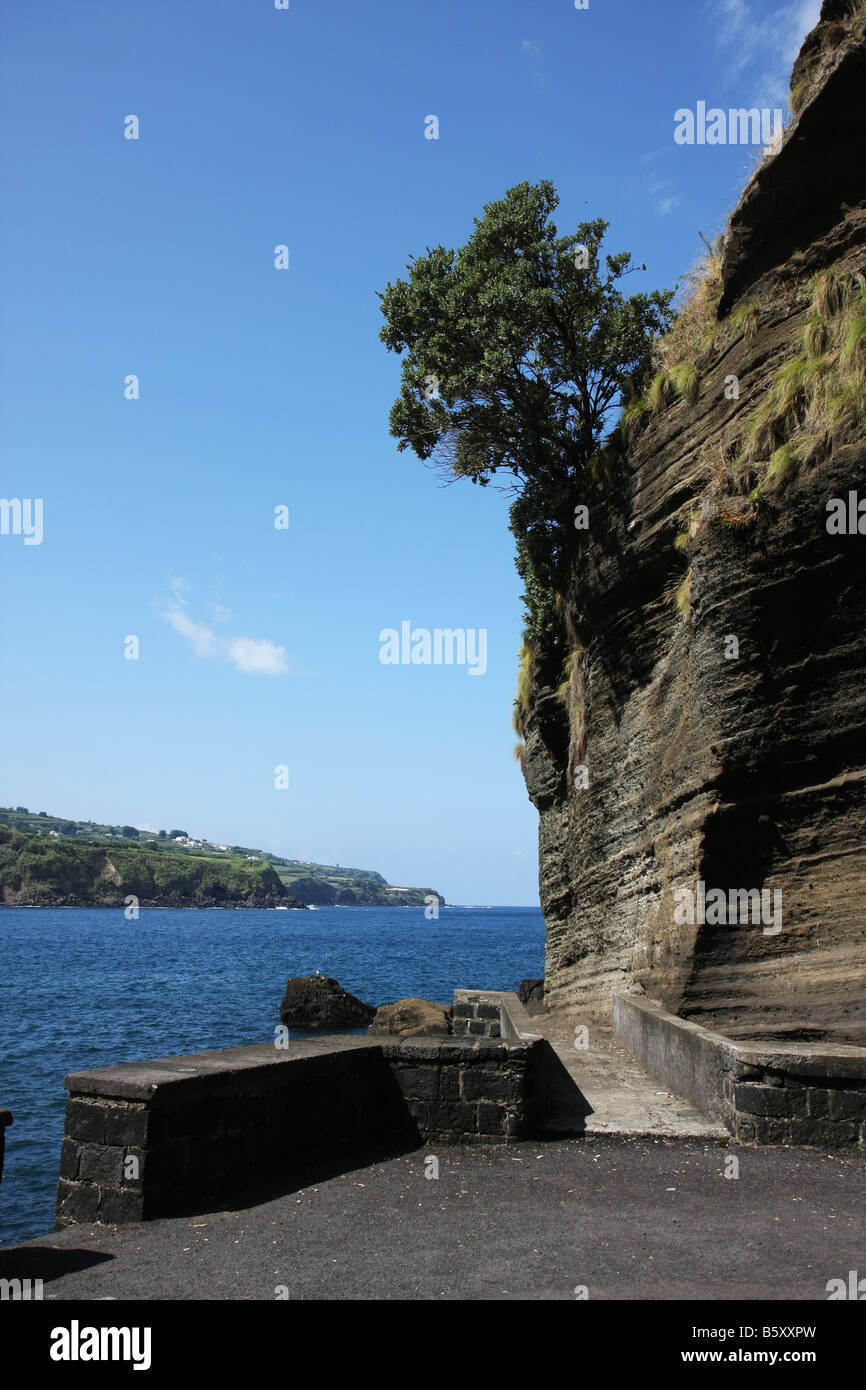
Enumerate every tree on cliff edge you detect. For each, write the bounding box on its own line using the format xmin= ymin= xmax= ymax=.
xmin=378 ymin=180 xmax=674 ymax=640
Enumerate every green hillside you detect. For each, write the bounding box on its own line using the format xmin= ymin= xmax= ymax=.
xmin=0 ymin=807 xmax=444 ymax=908
xmin=0 ymin=826 xmax=304 ymax=908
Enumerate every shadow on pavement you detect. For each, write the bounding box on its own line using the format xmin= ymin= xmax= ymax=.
xmin=0 ymin=1244 xmax=115 ymax=1283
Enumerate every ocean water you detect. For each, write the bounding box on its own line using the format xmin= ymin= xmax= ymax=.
xmin=0 ymin=904 xmax=544 ymax=1246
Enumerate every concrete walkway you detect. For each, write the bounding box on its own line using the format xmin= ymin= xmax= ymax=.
xmin=523 ymin=1010 xmax=728 ymax=1139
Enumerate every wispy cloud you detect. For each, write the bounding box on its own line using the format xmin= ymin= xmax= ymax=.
xmin=159 ymin=584 xmax=289 ymax=676
xmin=520 ymin=38 xmax=546 ymax=91
xmin=710 ymin=0 xmax=822 ymax=107
xmin=646 ymin=174 xmax=681 ymax=217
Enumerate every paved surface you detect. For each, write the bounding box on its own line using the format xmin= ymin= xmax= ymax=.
xmin=529 ymin=1013 xmax=729 ymax=1138
xmin=2 ymin=1136 xmax=863 ymax=1300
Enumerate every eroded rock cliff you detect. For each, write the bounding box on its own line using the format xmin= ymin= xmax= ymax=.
xmin=520 ymin=2 xmax=866 ymax=1044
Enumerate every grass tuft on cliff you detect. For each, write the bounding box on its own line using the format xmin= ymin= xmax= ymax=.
xmin=674 ymin=510 xmax=701 ymax=551
xmin=732 ymin=270 xmax=866 ymax=489
xmin=671 ymin=361 xmax=700 ymax=403
xmin=513 ymin=638 xmax=533 ymax=738
xmin=552 ymin=645 xmax=589 ymax=786
xmin=646 ymin=362 xmax=702 ymax=414
xmin=618 ymin=249 xmax=720 ymax=432
xmin=731 ymin=301 xmax=761 ymax=345
xmin=789 ymin=71 xmax=814 ymax=114
xmin=556 ymin=648 xmax=580 ymax=707
xmin=619 ymin=395 xmax=648 ymax=442
xmin=664 ymin=568 xmax=692 ymax=619
xmin=657 ymin=248 xmax=723 ymax=371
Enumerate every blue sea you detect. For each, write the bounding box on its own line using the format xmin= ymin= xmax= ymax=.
xmin=0 ymin=904 xmax=543 ymax=1246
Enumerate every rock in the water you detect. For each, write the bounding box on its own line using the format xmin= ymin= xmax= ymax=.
xmin=518 ymin=978 xmax=546 ymax=1014
xmin=279 ymin=975 xmax=376 ymax=1029
xmin=368 ymin=998 xmax=453 ymax=1037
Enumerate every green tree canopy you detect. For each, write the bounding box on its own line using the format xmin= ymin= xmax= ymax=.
xmin=378 ymin=180 xmax=675 ymax=639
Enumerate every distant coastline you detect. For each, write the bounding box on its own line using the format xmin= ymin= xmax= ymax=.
xmin=0 ymin=807 xmax=444 ymax=911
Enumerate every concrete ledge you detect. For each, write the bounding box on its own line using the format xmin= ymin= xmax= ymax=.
xmin=55 ymin=1032 xmax=538 ymax=1227
xmin=613 ymin=993 xmax=866 ymax=1149
xmin=498 ymin=993 xmax=545 ymax=1044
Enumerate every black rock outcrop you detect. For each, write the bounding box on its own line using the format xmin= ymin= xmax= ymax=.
xmin=279 ymin=975 xmax=376 ymax=1029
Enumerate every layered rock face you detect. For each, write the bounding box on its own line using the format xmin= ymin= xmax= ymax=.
xmin=521 ymin=5 xmax=866 ymax=1044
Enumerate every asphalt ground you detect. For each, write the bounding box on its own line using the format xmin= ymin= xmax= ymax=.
xmin=2 ymin=1134 xmax=864 ymax=1301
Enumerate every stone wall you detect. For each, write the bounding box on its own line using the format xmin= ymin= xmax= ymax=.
xmin=55 ymin=1034 xmax=536 ymax=1227
xmin=614 ymin=993 xmax=866 ymax=1148
xmin=385 ymin=1037 xmax=529 ymax=1142
xmin=729 ymin=1061 xmax=866 ymax=1148
xmin=452 ymin=990 xmax=502 ymax=1038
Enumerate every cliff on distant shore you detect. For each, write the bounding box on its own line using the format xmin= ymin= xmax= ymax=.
xmin=0 ymin=829 xmax=307 ymax=909
xmin=282 ymin=873 xmax=444 ymax=907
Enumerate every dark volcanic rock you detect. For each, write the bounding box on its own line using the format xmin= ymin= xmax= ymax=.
xmin=518 ymin=13 xmax=866 ymax=1045
xmin=0 ymin=889 xmax=307 ymax=909
xmin=368 ymin=998 xmax=453 ymax=1036
xmin=518 ymin=979 xmax=546 ymax=1014
xmin=279 ymin=975 xmax=376 ymax=1029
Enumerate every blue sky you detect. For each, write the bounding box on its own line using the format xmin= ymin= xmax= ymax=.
xmin=0 ymin=0 xmax=820 ymax=904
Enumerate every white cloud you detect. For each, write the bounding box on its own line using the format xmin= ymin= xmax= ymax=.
xmin=162 ymin=605 xmax=220 ymax=660
xmin=226 ymin=635 xmax=289 ymax=676
xmin=520 ymin=39 xmax=543 ymax=60
xmin=710 ymin=0 xmax=822 ymax=108
xmin=159 ymin=587 xmax=289 ymax=676
xmin=646 ymin=174 xmax=682 ymax=216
